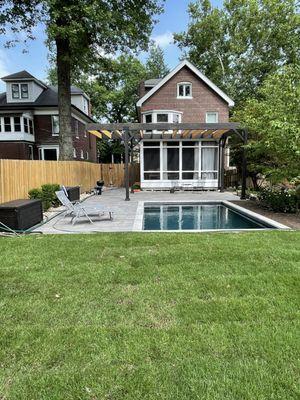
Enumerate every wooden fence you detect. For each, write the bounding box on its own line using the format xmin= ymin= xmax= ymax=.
xmin=224 ymin=169 xmax=253 ymax=189
xmin=0 ymin=159 xmax=140 ymax=203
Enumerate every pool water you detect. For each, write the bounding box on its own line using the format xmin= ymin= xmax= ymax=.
xmin=143 ymin=204 xmax=268 ymax=230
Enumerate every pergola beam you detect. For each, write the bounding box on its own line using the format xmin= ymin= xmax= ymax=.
xmin=87 ymin=122 xmax=241 ymax=132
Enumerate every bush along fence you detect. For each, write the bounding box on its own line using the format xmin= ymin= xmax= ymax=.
xmin=0 ymin=159 xmax=140 ymax=203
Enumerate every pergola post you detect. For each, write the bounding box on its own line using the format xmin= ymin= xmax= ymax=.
xmin=123 ymin=127 xmax=130 ymax=201
xmin=240 ymin=129 xmax=248 ymax=200
xmin=220 ymin=137 xmax=226 ymax=192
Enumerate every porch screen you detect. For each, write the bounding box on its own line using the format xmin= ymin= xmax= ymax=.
xmin=144 ymin=148 xmax=160 ymax=171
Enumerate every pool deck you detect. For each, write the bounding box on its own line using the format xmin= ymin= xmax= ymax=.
xmin=36 ymin=188 xmax=240 ymax=234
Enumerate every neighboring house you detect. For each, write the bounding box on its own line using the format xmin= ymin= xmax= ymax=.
xmin=136 ymin=59 xmax=235 ymax=190
xmin=0 ymin=71 xmax=97 ymax=161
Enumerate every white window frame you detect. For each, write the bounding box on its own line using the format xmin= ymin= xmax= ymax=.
xmin=38 ymin=146 xmax=59 ymax=161
xmin=11 ymin=83 xmax=29 ymax=99
xmin=141 ymin=140 xmax=219 ymax=183
xmin=80 ymin=149 xmax=84 ymax=159
xmin=11 ymin=84 xmax=20 ymax=99
xmin=177 ymin=82 xmax=192 ymax=99
xmin=3 ymin=116 xmax=12 ymax=132
xmin=86 ymin=151 xmax=89 ymax=160
xmin=75 ymin=119 xmax=79 ymax=138
xmin=73 ymin=148 xmax=77 ymax=158
xmin=142 ymin=110 xmax=182 ymax=134
xmin=51 ymin=115 xmax=59 ymax=136
xmin=20 ymin=84 xmax=29 ymax=99
xmin=206 ymin=112 xmax=219 ymax=123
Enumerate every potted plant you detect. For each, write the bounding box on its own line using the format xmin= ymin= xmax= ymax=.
xmin=131 ymin=183 xmax=141 ymax=193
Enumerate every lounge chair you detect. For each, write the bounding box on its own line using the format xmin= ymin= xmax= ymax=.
xmin=55 ymin=190 xmax=113 ymax=225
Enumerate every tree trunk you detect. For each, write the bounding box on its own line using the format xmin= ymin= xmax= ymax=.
xmin=56 ymin=36 xmax=73 ymax=160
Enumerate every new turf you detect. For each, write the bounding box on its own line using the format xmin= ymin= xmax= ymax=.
xmin=0 ymin=231 xmax=299 ymax=399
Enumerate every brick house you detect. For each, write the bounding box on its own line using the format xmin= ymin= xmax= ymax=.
xmin=0 ymin=70 xmax=97 ymax=161
xmin=136 ymin=59 xmax=234 ymax=189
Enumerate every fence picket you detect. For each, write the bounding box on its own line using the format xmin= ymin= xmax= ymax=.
xmin=0 ymin=160 xmax=140 ymax=203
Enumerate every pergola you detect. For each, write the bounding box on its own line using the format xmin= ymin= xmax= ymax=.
xmin=87 ymin=122 xmax=248 ymax=201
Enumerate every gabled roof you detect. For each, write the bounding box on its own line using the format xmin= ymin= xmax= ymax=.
xmin=136 ymin=59 xmax=234 ymax=107
xmin=2 ymin=70 xmax=36 ymax=80
xmin=1 ymin=70 xmax=48 ymax=89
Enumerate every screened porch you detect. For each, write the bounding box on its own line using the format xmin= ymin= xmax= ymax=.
xmin=141 ymin=139 xmax=219 ymax=189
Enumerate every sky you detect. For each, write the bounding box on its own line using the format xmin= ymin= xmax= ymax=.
xmin=0 ymin=0 xmax=223 ymax=91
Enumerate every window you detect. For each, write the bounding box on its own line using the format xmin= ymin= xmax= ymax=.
xmin=28 ymin=145 xmax=33 ymax=160
xmin=29 ymin=119 xmax=34 ymax=134
xmin=14 ymin=117 xmax=21 ymax=132
xmin=143 ymin=141 xmax=160 ymax=180
xmin=4 ymin=117 xmax=11 ymax=132
xmin=80 ymin=149 xmax=84 ymax=159
xmin=145 ymin=114 xmax=152 ymax=123
xmin=206 ymin=112 xmax=218 ymax=123
xmin=52 ymin=116 xmax=59 ymax=136
xmin=24 ymin=118 xmax=29 ymax=133
xmin=21 ymin=84 xmax=29 ymax=99
xmin=201 ymin=141 xmax=218 ymax=180
xmin=172 ymin=113 xmax=180 ymax=123
xmin=39 ymin=147 xmax=59 ymax=160
xmin=157 ymin=113 xmax=168 ymax=123
xmin=83 ymin=98 xmax=88 ymax=113
xmin=11 ymin=83 xmax=29 ymax=99
xmin=144 ymin=148 xmax=160 ymax=171
xmin=177 ymin=82 xmax=192 ymax=98
xmin=86 ymin=151 xmax=89 ymax=160
xmin=142 ymin=140 xmax=218 ymax=183
xmin=12 ymin=84 xmax=20 ymax=99
xmin=74 ymin=120 xmax=79 ymax=138
xmin=73 ymin=148 xmax=76 ymax=158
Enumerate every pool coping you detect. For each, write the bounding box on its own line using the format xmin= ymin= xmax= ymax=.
xmin=132 ymin=200 xmax=291 ymax=232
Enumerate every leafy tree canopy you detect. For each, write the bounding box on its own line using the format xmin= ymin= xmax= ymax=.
xmin=234 ymin=64 xmax=300 ymax=183
xmin=174 ymin=0 xmax=300 ymax=106
xmin=47 ymin=42 xmax=170 ymax=123
xmin=0 ymin=0 xmax=164 ymax=159
xmin=145 ymin=41 xmax=170 ymax=78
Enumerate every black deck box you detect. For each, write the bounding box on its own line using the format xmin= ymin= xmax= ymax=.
xmin=65 ymin=186 xmax=80 ymax=202
xmin=0 ymin=199 xmax=43 ymax=231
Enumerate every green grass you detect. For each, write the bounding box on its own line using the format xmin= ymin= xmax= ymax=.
xmin=0 ymin=231 xmax=299 ymax=400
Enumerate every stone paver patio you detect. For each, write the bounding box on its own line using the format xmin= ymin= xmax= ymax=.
xmin=36 ymin=188 xmax=240 ymax=234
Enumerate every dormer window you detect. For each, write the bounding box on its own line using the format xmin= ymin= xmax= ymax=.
xmin=177 ymin=82 xmax=192 ymax=98
xmin=11 ymin=83 xmax=29 ymax=99
xmin=21 ymin=84 xmax=29 ymax=99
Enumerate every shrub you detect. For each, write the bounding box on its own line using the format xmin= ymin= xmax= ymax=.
xmin=41 ymin=184 xmax=60 ymax=207
xmin=29 ymin=183 xmax=60 ymax=211
xmin=257 ymin=187 xmax=298 ymax=213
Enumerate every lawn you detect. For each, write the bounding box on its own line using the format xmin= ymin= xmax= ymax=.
xmin=0 ymin=231 xmax=299 ymax=400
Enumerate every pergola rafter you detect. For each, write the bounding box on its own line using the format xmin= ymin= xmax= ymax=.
xmin=87 ymin=122 xmax=248 ymax=201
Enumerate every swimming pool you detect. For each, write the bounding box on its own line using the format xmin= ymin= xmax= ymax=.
xmin=135 ymin=201 xmax=288 ymax=231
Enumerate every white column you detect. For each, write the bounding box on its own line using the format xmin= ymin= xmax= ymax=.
xmin=179 ymin=141 xmax=182 ymax=181
xmin=140 ymin=141 xmax=144 ymax=183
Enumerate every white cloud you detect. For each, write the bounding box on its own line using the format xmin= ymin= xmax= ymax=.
xmin=151 ymin=31 xmax=174 ymax=48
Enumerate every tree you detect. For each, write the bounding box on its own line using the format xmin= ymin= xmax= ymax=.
xmin=145 ymin=41 xmax=169 ymax=78
xmin=0 ymin=0 xmax=164 ymax=159
xmin=48 ymin=54 xmax=147 ymax=122
xmin=234 ymin=64 xmax=300 ymax=184
xmin=174 ymin=0 xmax=299 ymax=106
